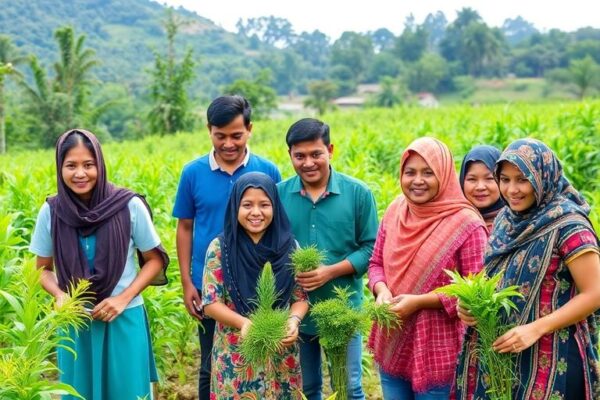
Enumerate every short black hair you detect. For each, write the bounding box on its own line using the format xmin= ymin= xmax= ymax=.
xmin=206 ymin=95 xmax=252 ymax=128
xmin=285 ymin=118 xmax=330 ymax=148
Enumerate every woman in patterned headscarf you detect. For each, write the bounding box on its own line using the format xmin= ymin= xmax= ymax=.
xmin=455 ymin=138 xmax=600 ymax=400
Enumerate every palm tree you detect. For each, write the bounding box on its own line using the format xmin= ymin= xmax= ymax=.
xmin=304 ymin=80 xmax=338 ymax=116
xmin=52 ymin=26 xmax=99 ymax=127
xmin=0 ymin=36 xmax=25 ymax=153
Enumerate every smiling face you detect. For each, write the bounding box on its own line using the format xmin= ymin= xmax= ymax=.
xmin=401 ymin=153 xmax=440 ymax=204
xmin=237 ymin=188 xmax=274 ymax=243
xmin=463 ymin=161 xmax=501 ymax=210
xmin=208 ymin=114 xmax=252 ymax=167
xmin=61 ymin=142 xmax=98 ymax=202
xmin=289 ymin=138 xmax=333 ymax=190
xmin=498 ymin=161 xmax=537 ymax=212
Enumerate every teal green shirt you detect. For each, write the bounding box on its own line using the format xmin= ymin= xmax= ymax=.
xmin=277 ymin=168 xmax=379 ymax=335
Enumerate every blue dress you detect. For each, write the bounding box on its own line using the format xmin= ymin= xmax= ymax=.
xmin=30 ymin=197 xmax=160 ymax=399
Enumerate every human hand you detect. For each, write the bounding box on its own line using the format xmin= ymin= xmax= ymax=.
xmin=54 ymin=291 xmax=69 ymax=309
xmin=281 ymin=316 xmax=301 ymax=347
xmin=389 ymin=294 xmax=421 ymax=319
xmin=240 ymin=318 xmax=252 ymax=339
xmin=182 ymin=280 xmax=202 ymax=320
xmin=92 ymin=293 xmax=130 ymax=322
xmin=375 ymin=286 xmax=393 ymax=305
xmin=493 ymin=323 xmax=543 ymax=354
xmin=296 ymin=266 xmax=332 ymax=291
xmin=457 ymin=302 xmax=477 ymax=327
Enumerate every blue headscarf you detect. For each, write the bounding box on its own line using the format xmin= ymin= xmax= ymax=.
xmin=486 ymin=138 xmax=591 ymax=263
xmin=219 ymin=172 xmax=296 ymax=316
xmin=459 ymin=145 xmax=505 ymax=216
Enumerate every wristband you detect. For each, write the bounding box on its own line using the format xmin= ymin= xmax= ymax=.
xmin=289 ymin=314 xmax=302 ymax=325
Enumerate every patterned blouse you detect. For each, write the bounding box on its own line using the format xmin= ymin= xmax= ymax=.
xmin=202 ymin=238 xmax=307 ymax=400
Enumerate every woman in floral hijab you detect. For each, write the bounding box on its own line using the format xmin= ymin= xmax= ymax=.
xmin=455 ymin=138 xmax=600 ymax=400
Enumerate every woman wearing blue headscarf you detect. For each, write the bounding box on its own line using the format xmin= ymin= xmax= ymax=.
xmin=201 ymin=172 xmax=308 ymax=399
xmin=455 ymin=139 xmax=600 ymax=400
xmin=459 ymin=145 xmax=505 ymax=231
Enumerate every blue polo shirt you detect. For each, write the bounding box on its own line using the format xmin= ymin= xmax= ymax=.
xmin=172 ymin=150 xmax=281 ymax=289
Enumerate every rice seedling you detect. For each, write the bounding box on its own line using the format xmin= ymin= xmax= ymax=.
xmin=311 ymin=286 xmax=370 ymax=400
xmin=291 ymin=245 xmax=326 ymax=274
xmin=436 ymin=269 xmax=523 ymax=400
xmin=364 ymin=301 xmax=402 ymax=335
xmin=238 ymin=262 xmax=288 ymax=369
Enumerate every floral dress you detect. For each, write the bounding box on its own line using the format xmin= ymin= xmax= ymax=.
xmin=202 ymin=238 xmax=306 ymax=400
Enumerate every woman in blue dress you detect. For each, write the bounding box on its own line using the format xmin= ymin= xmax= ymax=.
xmin=30 ymin=129 xmax=169 ymax=399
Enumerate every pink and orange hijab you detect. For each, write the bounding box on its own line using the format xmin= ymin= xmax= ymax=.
xmin=382 ymin=137 xmax=485 ymax=295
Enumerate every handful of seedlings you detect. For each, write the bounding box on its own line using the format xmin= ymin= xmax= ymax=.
xmin=291 ymin=245 xmax=326 ymax=274
xmin=364 ymin=301 xmax=402 ymax=335
xmin=436 ymin=269 xmax=523 ymax=400
xmin=311 ymin=286 xmax=369 ymax=400
xmin=238 ymin=262 xmax=289 ymax=369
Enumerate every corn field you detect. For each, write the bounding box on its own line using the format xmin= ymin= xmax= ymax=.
xmin=1 ymin=101 xmax=599 ymax=399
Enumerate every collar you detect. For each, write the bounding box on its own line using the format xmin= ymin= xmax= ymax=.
xmin=291 ymin=167 xmax=341 ymax=195
xmin=209 ymin=147 xmax=251 ymax=171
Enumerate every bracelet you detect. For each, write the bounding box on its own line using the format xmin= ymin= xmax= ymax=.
xmin=289 ymin=314 xmax=302 ymax=325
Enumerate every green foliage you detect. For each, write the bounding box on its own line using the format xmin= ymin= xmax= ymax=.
xmin=568 ymin=56 xmax=600 ymax=99
xmin=364 ymin=301 xmax=402 ymax=335
xmin=238 ymin=262 xmax=288 ymax=370
xmin=291 ymin=245 xmax=326 ymax=274
xmin=223 ymin=69 xmax=277 ymax=120
xmin=311 ymin=287 xmax=369 ymax=400
xmin=0 ymin=259 xmax=92 ymax=400
xmin=437 ymin=270 xmax=523 ymax=400
xmin=304 ymin=80 xmax=338 ymax=115
xmin=148 ymin=9 xmax=196 ymax=135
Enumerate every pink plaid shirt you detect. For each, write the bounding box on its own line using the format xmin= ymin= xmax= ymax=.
xmin=367 ymin=223 xmax=487 ymax=393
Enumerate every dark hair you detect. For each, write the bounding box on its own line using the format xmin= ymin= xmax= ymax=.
xmin=206 ymin=95 xmax=252 ymax=128
xmin=58 ymin=131 xmax=95 ymax=163
xmin=285 ymin=118 xmax=330 ymax=148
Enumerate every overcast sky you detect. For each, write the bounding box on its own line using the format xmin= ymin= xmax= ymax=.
xmin=160 ymin=0 xmax=598 ymax=40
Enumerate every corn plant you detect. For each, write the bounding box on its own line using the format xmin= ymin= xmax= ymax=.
xmin=436 ymin=270 xmax=523 ymax=400
xmin=0 ymin=259 xmax=92 ymax=400
xmin=311 ymin=286 xmax=370 ymax=400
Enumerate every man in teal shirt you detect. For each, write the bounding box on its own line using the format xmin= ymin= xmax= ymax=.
xmin=277 ymin=118 xmax=378 ymax=400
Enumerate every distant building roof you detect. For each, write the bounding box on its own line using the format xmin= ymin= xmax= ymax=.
xmin=333 ymin=97 xmax=365 ymax=107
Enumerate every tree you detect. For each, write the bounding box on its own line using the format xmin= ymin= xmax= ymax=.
xmin=369 ymin=28 xmax=396 ymax=53
xmin=568 ymin=56 xmax=600 ymax=99
xmin=370 ymin=77 xmax=407 ymax=108
xmin=330 ymin=32 xmax=374 ymax=81
xmin=501 ymin=16 xmax=538 ymax=46
xmin=52 ymin=26 xmax=99 ymax=127
xmin=0 ymin=36 xmax=25 ymax=154
xmin=304 ymin=80 xmax=338 ymax=115
xmin=223 ymin=69 xmax=277 ymax=120
xmin=148 ymin=9 xmax=196 ymax=135
xmin=422 ymin=11 xmax=448 ymax=50
xmin=406 ymin=53 xmax=448 ymax=93
xmin=21 ymin=27 xmax=101 ymax=147
xmin=394 ymin=20 xmax=428 ymax=62
xmin=462 ymin=23 xmax=504 ymax=76
xmin=236 ymin=16 xmax=295 ymax=48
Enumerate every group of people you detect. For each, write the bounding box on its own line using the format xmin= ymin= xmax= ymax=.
xmin=30 ymin=94 xmax=600 ymax=400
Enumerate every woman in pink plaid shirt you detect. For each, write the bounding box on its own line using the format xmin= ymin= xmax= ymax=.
xmin=367 ymin=137 xmax=487 ymax=399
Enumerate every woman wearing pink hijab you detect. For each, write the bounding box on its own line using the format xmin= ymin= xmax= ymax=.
xmin=368 ymin=137 xmax=486 ymax=399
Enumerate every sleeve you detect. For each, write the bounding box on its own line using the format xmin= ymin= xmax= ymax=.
xmin=201 ymin=238 xmax=226 ymax=307
xmin=438 ymin=225 xmax=487 ymax=317
xmin=29 ymin=202 xmax=53 ymax=257
xmin=291 ymin=282 xmax=308 ymax=303
xmin=130 ymin=197 xmax=161 ymax=252
xmin=346 ymin=187 xmax=379 ymax=276
xmin=172 ymin=167 xmax=195 ymax=219
xmin=367 ymin=223 xmax=387 ymax=293
xmin=558 ymin=225 xmax=599 ymax=264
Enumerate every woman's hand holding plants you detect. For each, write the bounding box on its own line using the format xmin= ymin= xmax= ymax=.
xmin=54 ymin=291 xmax=69 ymax=309
xmin=493 ymin=322 xmax=544 ymax=354
xmin=91 ymin=293 xmax=131 ymax=322
xmin=389 ymin=294 xmax=421 ymax=319
xmin=281 ymin=316 xmax=301 ymax=347
xmin=457 ymin=301 xmax=477 ymax=326
xmin=240 ymin=318 xmax=252 ymax=339
xmin=374 ymin=283 xmax=393 ymax=305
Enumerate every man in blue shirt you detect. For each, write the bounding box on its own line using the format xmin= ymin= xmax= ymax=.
xmin=172 ymin=95 xmax=281 ymax=400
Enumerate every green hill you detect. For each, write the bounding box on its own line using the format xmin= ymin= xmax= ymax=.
xmin=0 ymin=0 xmax=262 ymax=96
